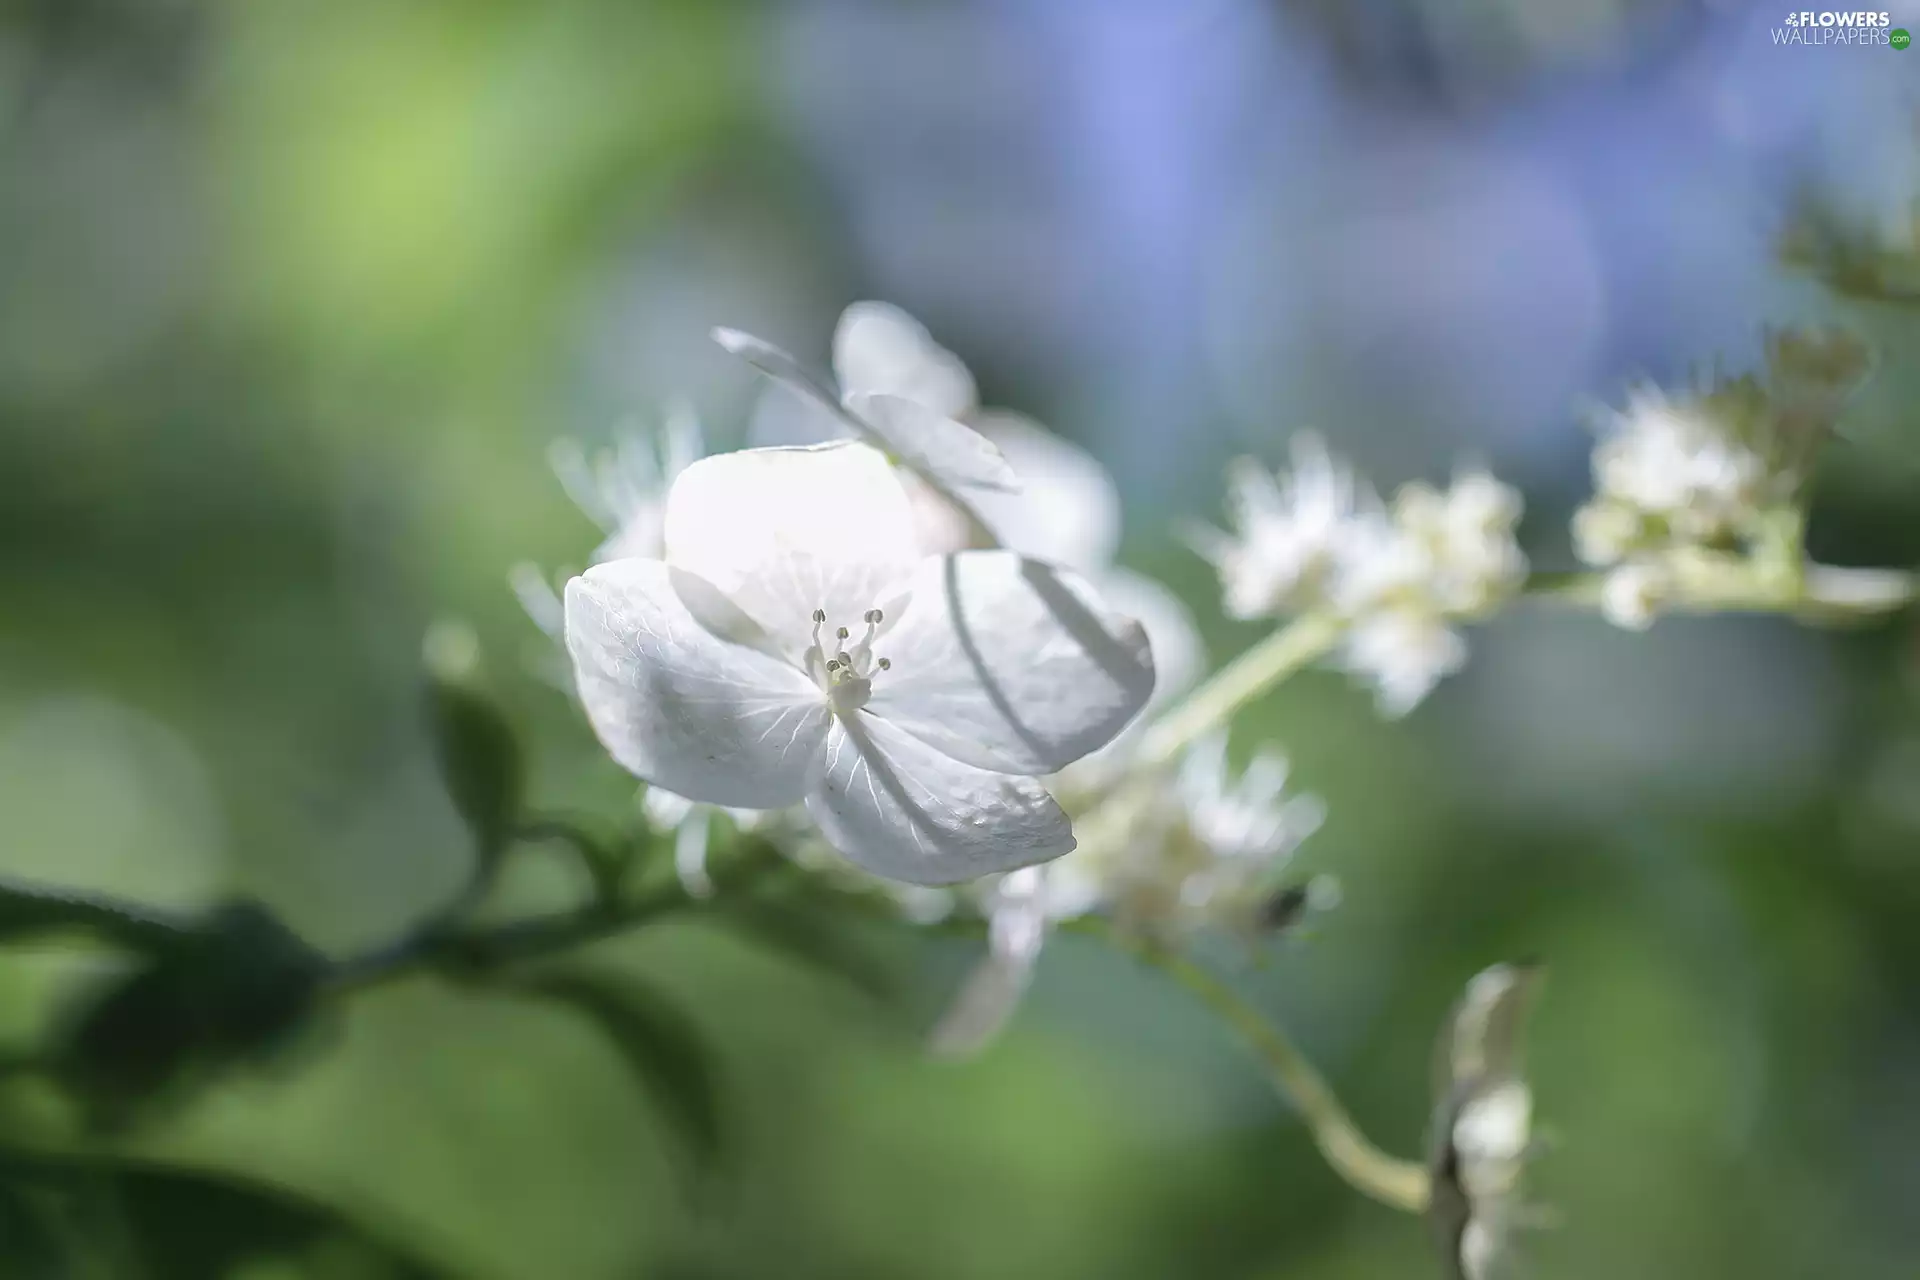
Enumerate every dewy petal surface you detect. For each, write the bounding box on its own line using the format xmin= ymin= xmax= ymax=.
xmin=565 ymin=559 xmax=827 ymax=809
xmin=832 ymin=301 xmax=978 ymax=422
xmin=806 ymin=715 xmax=1073 ymax=885
xmin=663 ymin=442 xmax=920 ymax=650
xmin=843 ymin=392 xmax=1019 ymax=493
xmin=867 ymin=551 xmax=1155 ymax=775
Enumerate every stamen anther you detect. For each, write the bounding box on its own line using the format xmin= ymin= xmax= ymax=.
xmin=836 ymin=626 xmax=850 ymax=639
xmin=825 ymin=659 xmax=840 ymax=672
xmin=836 ymin=651 xmax=852 ymax=666
xmin=865 ymin=609 xmax=883 ymax=624
xmin=811 ymin=608 xmax=827 ymax=623
xmin=877 ymin=657 xmax=891 ymax=671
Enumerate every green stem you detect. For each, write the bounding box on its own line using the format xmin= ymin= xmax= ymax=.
xmin=1525 ymin=562 xmax=1916 ymax=619
xmin=1135 ymin=613 xmax=1343 ymax=771
xmin=1087 ymin=919 xmax=1429 ymax=1213
xmin=326 ymin=834 xmax=808 ymax=997
xmin=1128 ymin=561 xmax=1914 ymax=793
xmin=1790 ymin=563 xmax=1916 ymax=617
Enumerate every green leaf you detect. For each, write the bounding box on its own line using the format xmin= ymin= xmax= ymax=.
xmin=715 ymin=895 xmax=894 ymax=1005
xmin=0 ymin=1151 xmax=453 ymax=1279
xmin=506 ymin=969 xmax=725 ymax=1199
xmin=0 ymin=1182 xmax=71 ymax=1280
xmin=53 ymin=901 xmax=331 ymax=1126
xmin=0 ymin=874 xmax=191 ymax=952
xmin=425 ymin=677 xmax=524 ymax=865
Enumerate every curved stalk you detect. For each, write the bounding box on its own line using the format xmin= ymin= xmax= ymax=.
xmin=1085 ymin=919 xmax=1429 ymax=1213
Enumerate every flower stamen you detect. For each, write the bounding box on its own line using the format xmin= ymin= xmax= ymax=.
xmin=806 ymin=604 xmax=893 ymax=711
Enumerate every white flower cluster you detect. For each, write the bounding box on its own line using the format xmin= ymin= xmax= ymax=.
xmin=544 ymin=299 xmax=1175 ymax=888
xmin=511 ymin=400 xmax=706 ymax=642
xmin=1572 ymin=385 xmax=1777 ymax=629
xmin=1196 ymin=437 xmax=1527 ymax=716
xmin=527 ymin=300 xmax=1352 ymax=1053
xmin=1572 ymin=329 xmax=1870 ymax=630
xmin=1053 ymin=735 xmax=1328 ymax=938
xmin=562 ymin=438 xmax=1154 ymax=885
xmin=513 ymin=403 xmax=771 ymax=895
xmin=933 ymin=733 xmax=1328 ymax=1054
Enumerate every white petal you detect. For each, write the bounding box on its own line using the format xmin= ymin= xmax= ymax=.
xmin=1098 ymin=568 xmax=1205 ymax=711
xmin=565 ymin=560 xmax=828 ymax=809
xmin=509 ymin=562 xmax=564 ymax=637
xmin=843 ymin=392 xmax=1019 ymax=493
xmin=832 ymin=301 xmax=977 ymax=421
xmin=663 ymin=441 xmax=920 ymax=650
xmin=747 ymin=382 xmax=847 ymax=449
xmin=965 ymin=412 xmax=1121 ymax=573
xmin=713 ymin=326 xmax=852 ymax=421
xmin=806 ymin=715 xmax=1073 ymax=885
xmin=672 ymin=806 xmax=715 ymax=898
xmin=929 ymin=867 xmax=1051 ymax=1057
xmin=900 ymin=468 xmax=981 ymax=557
xmin=715 ymin=325 xmax=1013 ymax=496
xmin=868 ymin=551 xmax=1155 ymax=775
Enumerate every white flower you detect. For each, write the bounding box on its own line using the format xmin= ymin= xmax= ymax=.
xmin=1571 ymin=377 xmax=1801 ymax=633
xmin=1587 ymin=388 xmax=1768 ymax=546
xmin=1596 ymin=561 xmax=1668 ymax=631
xmin=832 ymin=300 xmax=978 ymax=422
xmin=968 ymin=413 xmax=1206 ymax=718
xmin=1340 ymin=609 xmax=1471 ymax=719
xmin=743 ymin=302 xmax=1205 ymax=722
xmin=512 ymin=403 xmax=707 ymax=637
xmin=1390 ymin=473 xmax=1529 ymax=616
xmin=1575 ymin=335 xmax=1870 ymax=600
xmin=563 ymin=441 xmax=1155 ymax=885
xmin=1201 ymin=439 xmax=1526 ymax=717
xmin=1326 ymin=471 xmax=1526 ymax=716
xmin=514 ymin=406 xmax=756 ymax=895
xmin=1569 ymin=499 xmax=1639 ymax=568
xmin=932 ymin=734 xmax=1324 ymax=1054
xmin=713 ymin=307 xmax=1017 ymax=495
xmin=1193 ymin=435 xmax=1366 ymax=621
xmin=1139 ymin=735 xmax=1327 ymax=930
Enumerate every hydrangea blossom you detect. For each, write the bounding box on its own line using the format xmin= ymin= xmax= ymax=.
xmin=722 ymin=303 xmax=1227 ymax=972
xmin=1195 ymin=436 xmax=1527 ymax=716
xmin=932 ymin=735 xmax=1326 ymax=1054
xmin=739 ymin=300 xmax=1206 ymax=719
xmin=563 ymin=440 xmax=1155 ymax=885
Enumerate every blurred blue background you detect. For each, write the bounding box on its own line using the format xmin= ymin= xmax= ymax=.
xmin=4 ymin=1 xmax=1920 ymax=1276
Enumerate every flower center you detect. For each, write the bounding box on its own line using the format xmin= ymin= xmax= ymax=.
xmin=806 ymin=607 xmax=892 ymax=714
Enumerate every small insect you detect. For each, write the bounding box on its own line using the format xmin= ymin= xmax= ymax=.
xmin=1255 ymin=875 xmax=1341 ymax=933
xmin=1255 ymin=883 xmax=1313 ymax=932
